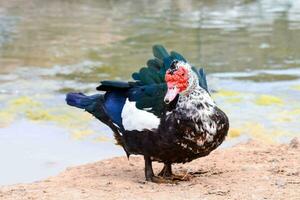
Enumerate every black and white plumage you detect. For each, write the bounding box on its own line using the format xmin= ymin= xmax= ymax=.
xmin=66 ymin=45 xmax=229 ymax=183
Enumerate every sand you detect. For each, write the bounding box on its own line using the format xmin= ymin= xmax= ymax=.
xmin=0 ymin=138 xmax=299 ymax=200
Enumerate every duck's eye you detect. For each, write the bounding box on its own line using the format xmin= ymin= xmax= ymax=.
xmin=170 ymin=60 xmax=179 ymax=70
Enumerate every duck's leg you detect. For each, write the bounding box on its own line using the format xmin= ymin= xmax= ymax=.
xmin=144 ymin=156 xmax=154 ymax=181
xmin=158 ymin=163 xmax=172 ymax=177
xmin=144 ymin=156 xmax=173 ymax=183
xmin=158 ymin=163 xmax=191 ymax=181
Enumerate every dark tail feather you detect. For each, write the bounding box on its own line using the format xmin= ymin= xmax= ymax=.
xmin=66 ymin=92 xmax=101 ymax=110
xmin=66 ymin=92 xmax=105 ymax=123
xmin=66 ymin=92 xmax=125 ymax=150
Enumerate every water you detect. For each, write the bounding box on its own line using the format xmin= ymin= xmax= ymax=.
xmin=0 ymin=0 xmax=299 ymax=185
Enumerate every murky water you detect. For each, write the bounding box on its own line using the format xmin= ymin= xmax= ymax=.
xmin=0 ymin=0 xmax=300 ymax=185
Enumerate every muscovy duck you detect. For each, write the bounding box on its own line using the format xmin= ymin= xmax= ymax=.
xmin=66 ymin=45 xmax=229 ymax=183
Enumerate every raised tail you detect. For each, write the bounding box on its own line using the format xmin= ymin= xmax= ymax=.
xmin=66 ymin=92 xmax=111 ymax=124
xmin=65 ymin=92 xmax=125 ymax=148
xmin=66 ymin=92 xmax=101 ymax=110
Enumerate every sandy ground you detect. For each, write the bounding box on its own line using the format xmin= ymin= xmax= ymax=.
xmin=0 ymin=138 xmax=299 ymax=200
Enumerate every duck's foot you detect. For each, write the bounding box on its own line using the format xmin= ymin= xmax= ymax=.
xmin=157 ymin=163 xmax=172 ymax=177
xmin=158 ymin=163 xmax=191 ymax=181
xmin=144 ymin=158 xmax=183 ymax=184
xmin=149 ymin=176 xmax=178 ymax=184
xmin=167 ymin=173 xmax=191 ymax=181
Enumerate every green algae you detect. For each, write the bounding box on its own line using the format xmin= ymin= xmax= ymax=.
xmin=234 ymin=73 xmax=299 ymax=82
xmin=215 ymin=90 xmax=241 ymax=97
xmin=0 ymin=111 xmax=15 ymax=128
xmin=243 ymin=122 xmax=289 ymax=143
xmin=213 ymin=90 xmax=244 ymax=104
xmin=290 ymin=109 xmax=300 ymax=115
xmin=228 ymin=128 xmax=242 ymax=138
xmin=255 ymin=95 xmax=283 ymax=106
xmin=226 ymin=97 xmax=243 ymax=103
xmin=25 ymin=110 xmax=54 ymax=121
xmin=10 ymin=96 xmax=42 ymax=107
xmin=94 ymin=136 xmax=111 ymax=142
xmin=71 ymin=129 xmax=94 ymax=140
xmin=272 ymin=108 xmax=300 ymax=123
xmin=291 ymin=85 xmax=300 ymax=91
xmin=0 ymin=96 xmax=100 ymax=140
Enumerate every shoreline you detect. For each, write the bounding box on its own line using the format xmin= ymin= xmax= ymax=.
xmin=0 ymin=138 xmax=299 ymax=200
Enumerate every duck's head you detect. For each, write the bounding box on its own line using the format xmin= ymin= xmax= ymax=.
xmin=164 ymin=60 xmax=199 ymax=104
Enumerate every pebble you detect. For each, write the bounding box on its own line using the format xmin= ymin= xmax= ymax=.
xmin=275 ymin=179 xmax=286 ymax=188
xmin=289 ymin=137 xmax=300 ymax=149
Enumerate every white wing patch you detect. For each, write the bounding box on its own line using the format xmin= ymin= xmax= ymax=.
xmin=121 ymin=99 xmax=160 ymax=131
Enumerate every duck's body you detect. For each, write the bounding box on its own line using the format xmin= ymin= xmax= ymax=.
xmin=123 ymin=86 xmax=228 ymax=164
xmin=66 ymin=45 xmax=229 ymax=182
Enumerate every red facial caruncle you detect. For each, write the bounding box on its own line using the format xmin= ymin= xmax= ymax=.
xmin=164 ymin=66 xmax=189 ymax=104
xmin=165 ymin=66 xmax=189 ymax=92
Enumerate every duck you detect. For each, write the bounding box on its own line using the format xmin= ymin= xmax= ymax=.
xmin=66 ymin=45 xmax=229 ymax=183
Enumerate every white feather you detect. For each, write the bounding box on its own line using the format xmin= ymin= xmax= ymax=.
xmin=121 ymin=99 xmax=160 ymax=131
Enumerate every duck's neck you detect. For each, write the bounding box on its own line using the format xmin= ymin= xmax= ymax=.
xmin=176 ymin=86 xmax=216 ymax=120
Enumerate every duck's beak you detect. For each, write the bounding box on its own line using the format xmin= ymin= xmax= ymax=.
xmin=164 ymin=85 xmax=179 ymax=104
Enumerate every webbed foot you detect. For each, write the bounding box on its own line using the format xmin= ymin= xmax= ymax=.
xmin=167 ymin=173 xmax=191 ymax=181
xmin=150 ymin=176 xmax=178 ymax=184
xmin=158 ymin=163 xmax=191 ymax=181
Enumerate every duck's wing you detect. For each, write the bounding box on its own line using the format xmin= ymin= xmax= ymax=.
xmin=129 ymin=45 xmax=185 ymax=118
xmin=198 ymin=68 xmax=209 ymax=93
xmin=96 ymin=45 xmax=209 ymax=128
